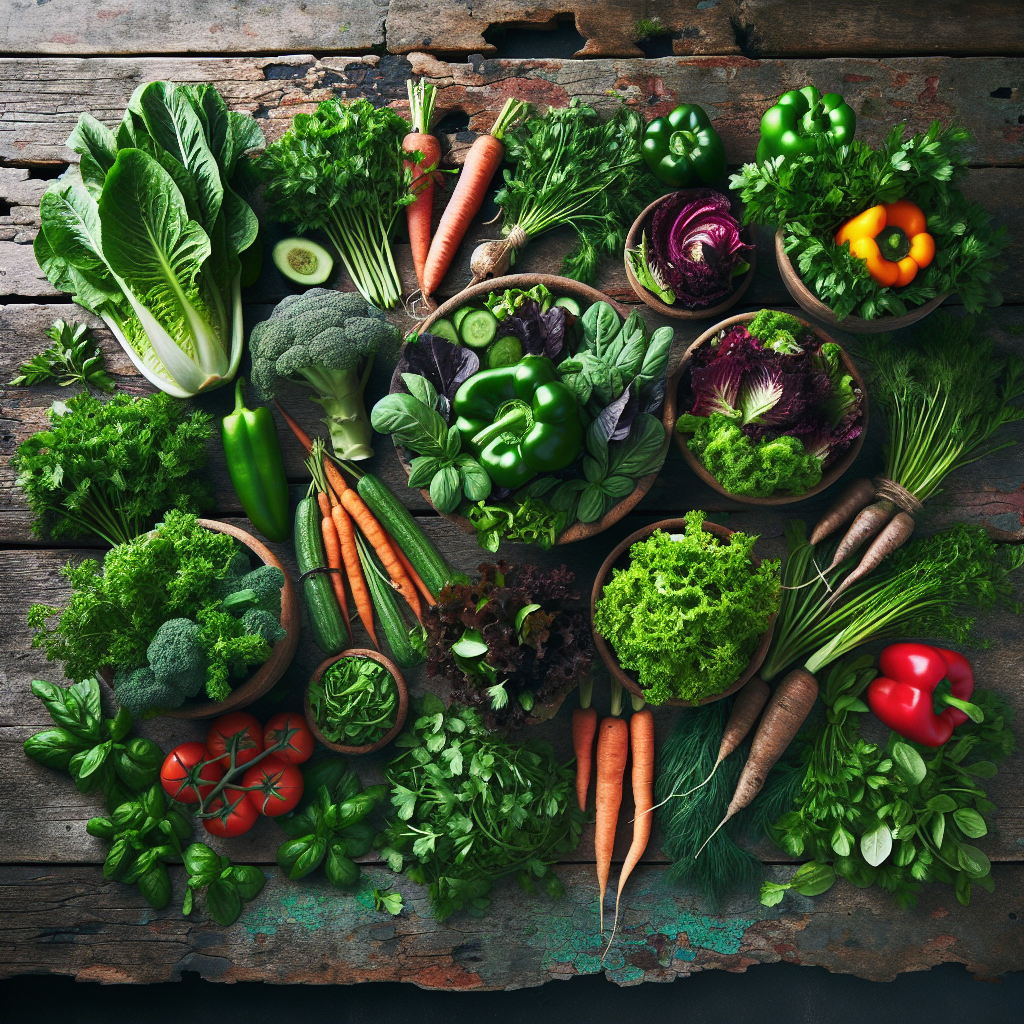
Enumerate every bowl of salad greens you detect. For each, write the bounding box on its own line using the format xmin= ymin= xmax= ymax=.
xmin=591 ymin=512 xmax=781 ymax=706
xmin=65 ymin=516 xmax=299 ymax=720
xmin=372 ymin=274 xmax=672 ymax=552
xmin=665 ymin=309 xmax=868 ymax=505
xmin=304 ymin=649 xmax=408 ymax=755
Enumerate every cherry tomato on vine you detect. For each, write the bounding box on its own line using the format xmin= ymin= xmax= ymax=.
xmin=264 ymin=712 xmax=314 ymax=764
xmin=206 ymin=712 xmax=264 ymax=768
xmin=202 ymin=789 xmax=259 ymax=838
xmin=243 ymin=755 xmax=304 ymax=816
xmin=160 ymin=742 xmax=224 ymax=804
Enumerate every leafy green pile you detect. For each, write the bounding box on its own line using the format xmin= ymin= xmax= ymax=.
xmin=593 ymin=512 xmax=781 ymax=704
xmin=731 ymin=121 xmax=1007 ymax=319
xmin=763 ymin=657 xmax=1015 ymax=908
xmin=379 ymin=696 xmax=584 ymax=920
xmin=308 ymin=656 xmax=399 ymax=747
xmin=258 ymin=99 xmax=414 ymax=309
xmin=496 ymin=100 xmax=662 ymax=283
xmin=9 ymin=320 xmax=115 ymax=392
xmin=28 ymin=511 xmax=284 ymax=712
xmin=35 ymin=81 xmax=263 ymax=396
xmin=12 ymin=390 xmax=213 ymax=546
xmin=760 ymin=521 xmax=1024 ymax=683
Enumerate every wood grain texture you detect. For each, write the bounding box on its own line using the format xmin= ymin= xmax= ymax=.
xmin=0 ymin=0 xmax=385 ymax=55
xmin=0 ymin=862 xmax=1020 ymax=986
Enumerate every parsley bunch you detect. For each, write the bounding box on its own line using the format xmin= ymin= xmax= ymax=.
xmin=379 ymin=695 xmax=584 ymax=921
xmin=12 ymin=390 xmax=213 ymax=546
xmin=9 ymin=320 xmax=115 ymax=392
xmin=764 ymin=657 xmax=1015 ymax=909
xmin=731 ymin=121 xmax=1007 ymax=319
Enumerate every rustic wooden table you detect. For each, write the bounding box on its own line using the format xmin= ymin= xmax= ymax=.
xmin=1 ymin=2 xmax=1023 ymax=990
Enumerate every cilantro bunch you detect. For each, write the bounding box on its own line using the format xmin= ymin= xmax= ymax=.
xmin=12 ymin=390 xmax=213 ymax=546
xmin=731 ymin=121 xmax=1007 ymax=319
xmin=592 ymin=511 xmax=781 ymax=704
xmin=379 ymin=696 xmax=584 ymax=921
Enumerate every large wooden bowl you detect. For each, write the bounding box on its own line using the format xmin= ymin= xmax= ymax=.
xmin=775 ymin=229 xmax=950 ymax=334
xmin=393 ymin=273 xmax=670 ymax=545
xmin=101 ymin=519 xmax=300 ymax=720
xmin=624 ymin=195 xmax=756 ymax=319
xmin=665 ymin=311 xmax=869 ymax=507
xmin=304 ymin=649 xmax=409 ymax=755
xmin=591 ymin=518 xmax=777 ymax=707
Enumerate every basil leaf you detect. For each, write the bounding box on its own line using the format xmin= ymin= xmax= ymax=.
xmin=601 ymin=474 xmax=635 ymax=499
xmin=860 ymin=823 xmax=892 ymax=867
xmin=609 ymin=413 xmax=666 ymax=479
xmin=584 ymin=417 xmax=609 ymax=476
xmin=401 ymin=372 xmax=439 ymax=410
xmin=577 ymin=485 xmax=608 ymax=524
xmin=370 ymin=393 xmax=449 ymax=457
xmin=231 ymin=865 xmax=267 ymax=901
xmin=184 ymin=843 xmax=220 ymax=877
xmin=550 ymin=479 xmax=587 ymax=512
xmin=927 ymin=794 xmax=958 ymax=813
xmin=583 ymin=456 xmax=606 ymax=484
xmin=23 ymin=727 xmax=89 ymax=769
xmin=952 ymin=807 xmax=988 ymax=839
xmin=429 ymin=465 xmax=462 ymax=514
xmin=457 ymin=457 xmax=491 ymax=501
xmin=77 ymin=740 xmax=111 ymax=779
xmin=408 ymin=455 xmax=442 ymax=488
xmin=891 ymin=741 xmax=927 ymax=786
xmin=444 ymin=427 xmax=462 ymax=461
xmin=206 ymin=878 xmax=243 ymax=926
xmin=791 ymin=861 xmax=836 ymax=897
xmin=957 ymin=843 xmax=991 ymax=879
xmin=580 ymin=301 xmax=620 ymax=356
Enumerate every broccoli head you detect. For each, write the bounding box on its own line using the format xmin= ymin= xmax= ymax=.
xmin=147 ymin=617 xmax=209 ymax=699
xmin=241 ymin=607 xmax=287 ymax=646
xmin=196 ymin=605 xmax=273 ymax=702
xmin=112 ymin=665 xmax=184 ymax=719
xmin=249 ymin=287 xmax=401 ymax=460
xmin=218 ymin=565 xmax=285 ymax=617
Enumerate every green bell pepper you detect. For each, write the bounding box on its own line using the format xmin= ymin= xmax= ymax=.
xmin=221 ymin=378 xmax=291 ymax=543
xmin=453 ymin=355 xmax=582 ymax=490
xmin=756 ymin=86 xmax=856 ymax=164
xmin=642 ymin=104 xmax=726 ymax=188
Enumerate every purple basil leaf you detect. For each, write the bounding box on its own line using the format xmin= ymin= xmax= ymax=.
xmin=497 ymin=301 xmax=570 ymax=363
xmin=595 ymin=384 xmax=638 ymax=444
xmin=395 ymin=333 xmax=479 ymax=421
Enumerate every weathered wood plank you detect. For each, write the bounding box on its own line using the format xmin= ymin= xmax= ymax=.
xmin=1 ymin=54 xmax=1020 ymax=168
xmin=0 ymin=0 xmax=385 ymax=56
xmin=0 ymin=862 xmax=1021 ymax=986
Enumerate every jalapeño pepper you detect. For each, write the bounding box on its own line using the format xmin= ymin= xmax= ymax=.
xmin=756 ymin=86 xmax=856 ymax=164
xmin=221 ymin=378 xmax=291 ymax=542
xmin=453 ymin=355 xmax=582 ymax=490
xmin=642 ymin=104 xmax=727 ymax=187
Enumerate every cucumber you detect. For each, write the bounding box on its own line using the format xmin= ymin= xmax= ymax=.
xmin=427 ymin=318 xmax=459 ymax=345
xmin=452 ymin=305 xmax=474 ymax=331
xmin=356 ymin=474 xmax=453 ymax=597
xmin=272 ymin=237 xmax=334 ymax=285
xmin=486 ymin=335 xmax=523 ymax=368
xmin=460 ymin=309 xmax=499 ymax=349
xmin=554 ymin=295 xmax=581 ymax=316
xmin=357 ymin=537 xmax=424 ymax=671
xmin=294 ymin=496 xmax=349 ymax=655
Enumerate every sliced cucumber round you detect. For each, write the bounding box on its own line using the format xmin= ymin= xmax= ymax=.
xmin=486 ymin=336 xmax=523 ymax=368
xmin=428 ymin=318 xmax=459 ymax=345
xmin=460 ymin=308 xmax=499 ymax=349
xmin=452 ymin=305 xmax=474 ymax=331
xmin=272 ymin=237 xmax=334 ymax=285
xmin=554 ymin=295 xmax=581 ymax=316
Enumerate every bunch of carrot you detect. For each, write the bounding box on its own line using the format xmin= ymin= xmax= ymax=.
xmin=277 ymin=400 xmax=436 ymax=646
xmin=573 ymin=681 xmax=655 ymax=958
xmin=403 ymin=84 xmax=529 ymax=306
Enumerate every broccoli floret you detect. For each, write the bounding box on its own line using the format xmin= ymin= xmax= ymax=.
xmin=747 ymin=310 xmax=806 ymax=355
xmin=218 ymin=565 xmax=285 ymax=616
xmin=196 ymin=606 xmax=272 ymax=702
xmin=111 ymin=665 xmax=183 ymax=719
xmin=146 ymin=618 xmax=209 ymax=700
xmin=224 ymin=550 xmax=253 ymax=580
xmin=249 ymin=287 xmax=401 ymax=460
xmin=241 ymin=607 xmax=287 ymax=646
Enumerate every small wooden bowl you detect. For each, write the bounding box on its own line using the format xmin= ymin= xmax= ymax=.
xmin=100 ymin=519 xmax=299 ymax=720
xmin=775 ymin=229 xmax=950 ymax=335
xmin=591 ymin=518 xmax=777 ymax=707
xmin=394 ymin=273 xmax=670 ymax=545
xmin=624 ymin=194 xmax=756 ymax=319
xmin=304 ymin=649 xmax=409 ymax=755
xmin=665 ymin=311 xmax=869 ymax=506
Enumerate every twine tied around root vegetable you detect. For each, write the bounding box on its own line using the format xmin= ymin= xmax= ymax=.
xmin=873 ymin=476 xmax=924 ymax=515
xmin=469 ymin=224 xmax=530 ymax=284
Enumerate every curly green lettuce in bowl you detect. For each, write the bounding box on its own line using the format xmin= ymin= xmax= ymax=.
xmin=591 ymin=512 xmax=780 ymax=706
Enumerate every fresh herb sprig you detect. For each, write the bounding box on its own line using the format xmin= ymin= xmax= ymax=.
xmin=9 ymin=320 xmax=116 ymax=392
xmin=731 ymin=121 xmax=1007 ymax=319
xmin=379 ymin=695 xmax=584 ymax=921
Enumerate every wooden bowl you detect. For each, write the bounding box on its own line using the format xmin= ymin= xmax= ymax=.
xmin=393 ymin=273 xmax=670 ymax=545
xmin=775 ymin=229 xmax=950 ymax=334
xmin=591 ymin=518 xmax=777 ymax=706
xmin=100 ymin=519 xmax=300 ymax=720
xmin=665 ymin=311 xmax=869 ymax=506
xmin=624 ymin=195 xmax=756 ymax=319
xmin=304 ymin=649 xmax=409 ymax=755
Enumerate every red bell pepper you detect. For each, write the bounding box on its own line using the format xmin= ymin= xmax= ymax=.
xmin=867 ymin=643 xmax=979 ymax=747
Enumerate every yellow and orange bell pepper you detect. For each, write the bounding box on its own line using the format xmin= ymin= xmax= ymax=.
xmin=835 ymin=200 xmax=935 ymax=288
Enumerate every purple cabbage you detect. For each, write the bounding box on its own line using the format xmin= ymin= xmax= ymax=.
xmin=650 ymin=189 xmax=752 ymax=309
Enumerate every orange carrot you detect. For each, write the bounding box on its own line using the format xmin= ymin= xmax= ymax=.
xmin=572 ymin=676 xmax=596 ymax=812
xmin=404 ymin=80 xmax=441 ymax=297
xmin=603 ymin=709 xmax=654 ymax=961
xmin=332 ymin=503 xmax=377 ymax=648
xmin=319 ymin=507 xmax=351 ymax=633
xmin=421 ymin=96 xmax=528 ymax=299
xmin=385 ymin=528 xmax=437 ymax=605
xmin=277 ymin=399 xmax=352 ymax=498
xmin=594 ymin=715 xmax=629 ymax=935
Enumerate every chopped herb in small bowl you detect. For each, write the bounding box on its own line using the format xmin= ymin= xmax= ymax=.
xmin=305 ymin=650 xmax=408 ymax=754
